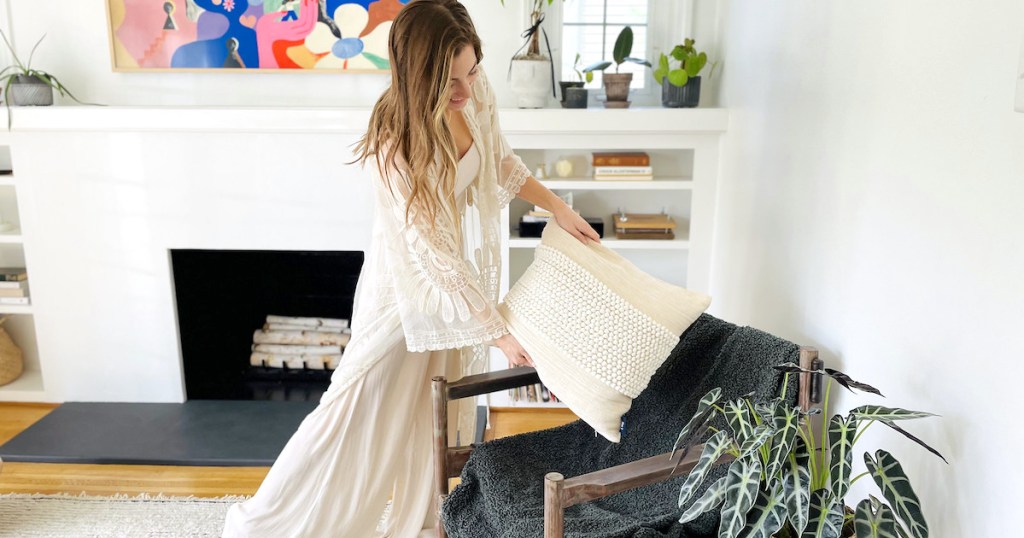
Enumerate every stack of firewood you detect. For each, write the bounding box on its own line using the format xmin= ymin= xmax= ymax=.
xmin=249 ymin=315 xmax=351 ymax=371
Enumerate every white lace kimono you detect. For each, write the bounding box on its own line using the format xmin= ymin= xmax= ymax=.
xmin=222 ymin=70 xmax=530 ymax=538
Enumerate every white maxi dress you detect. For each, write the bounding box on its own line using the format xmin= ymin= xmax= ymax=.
xmin=222 ymin=70 xmax=530 ymax=538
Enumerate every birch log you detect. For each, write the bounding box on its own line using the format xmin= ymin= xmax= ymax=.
xmin=251 ymin=344 xmax=343 ymax=355
xmin=252 ymin=330 xmax=351 ymax=346
xmin=265 ymin=315 xmax=349 ymax=329
xmin=264 ymin=323 xmax=344 ymax=333
xmin=250 ymin=352 xmax=343 ymax=370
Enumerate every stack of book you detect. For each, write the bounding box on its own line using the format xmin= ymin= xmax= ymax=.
xmin=509 ymin=379 xmax=560 ymax=404
xmin=0 ymin=268 xmax=29 ymax=305
xmin=592 ymin=152 xmax=653 ymax=181
xmin=249 ymin=315 xmax=351 ymax=371
xmin=613 ymin=212 xmax=677 ymax=240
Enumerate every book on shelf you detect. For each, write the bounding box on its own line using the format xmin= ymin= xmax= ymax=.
xmin=593 ymin=174 xmax=655 ymax=181
xmin=592 ymin=151 xmax=650 ymax=167
xmin=593 ymin=166 xmax=653 ymax=175
xmin=0 ymin=296 xmax=29 ymax=305
xmin=0 ymin=268 xmax=27 ymax=282
xmin=0 ymin=280 xmax=28 ymax=290
xmin=0 ymin=287 xmax=28 ymax=298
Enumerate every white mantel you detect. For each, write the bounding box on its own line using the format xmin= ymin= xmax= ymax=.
xmin=5 ymin=106 xmax=727 ymax=403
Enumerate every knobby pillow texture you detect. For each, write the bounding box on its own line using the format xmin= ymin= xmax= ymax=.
xmin=497 ymin=222 xmax=711 ymax=441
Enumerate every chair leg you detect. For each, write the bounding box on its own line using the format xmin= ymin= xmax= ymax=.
xmin=432 ymin=377 xmax=449 ymax=538
xmin=544 ymin=472 xmax=565 ymax=538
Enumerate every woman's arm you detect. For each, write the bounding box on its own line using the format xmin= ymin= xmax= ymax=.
xmin=517 ymin=175 xmax=601 ymax=244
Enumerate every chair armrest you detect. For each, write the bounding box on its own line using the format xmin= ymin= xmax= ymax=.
xmin=559 ymin=445 xmax=734 ymax=508
xmin=447 ymin=367 xmax=541 ymax=400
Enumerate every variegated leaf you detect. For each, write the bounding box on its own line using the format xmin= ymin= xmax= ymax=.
xmin=879 ymin=420 xmax=948 ymax=464
xmin=825 ymin=368 xmax=883 ymax=396
xmin=783 ymin=436 xmax=811 ymax=535
xmin=673 ymin=388 xmax=723 ymax=458
xmin=772 ymin=362 xmax=819 ymax=375
xmin=678 ymin=430 xmax=733 ymax=509
xmin=739 ymin=483 xmax=786 ymax=538
xmin=802 ymin=489 xmax=843 ymax=538
xmin=679 ymin=476 xmax=728 ymax=523
xmin=738 ymin=424 xmax=774 ymax=460
xmin=850 ymin=405 xmax=937 ymax=422
xmin=725 ymin=399 xmax=755 ymax=444
xmin=828 ymin=414 xmax=858 ymax=499
xmin=865 ymin=450 xmax=929 ymax=538
xmin=854 ymin=496 xmax=901 ymax=538
xmin=765 ymin=404 xmax=800 ymax=480
xmin=718 ymin=455 xmax=761 ymax=538
xmin=754 ymin=400 xmax=778 ymax=425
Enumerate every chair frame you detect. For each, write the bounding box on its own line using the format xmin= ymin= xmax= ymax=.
xmin=432 ymin=347 xmax=823 ymax=538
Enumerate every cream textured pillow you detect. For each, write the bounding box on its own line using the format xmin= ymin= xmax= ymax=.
xmin=497 ymin=222 xmax=711 ymax=442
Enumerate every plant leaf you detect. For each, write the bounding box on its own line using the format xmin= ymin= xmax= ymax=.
xmin=582 ymin=61 xmax=612 ymax=73
xmin=624 ymin=57 xmax=652 ymax=68
xmin=26 ymin=34 xmax=46 ymax=71
xmin=783 ymin=436 xmax=811 ymax=535
xmin=717 ymin=455 xmax=761 ymax=538
xmin=825 ymin=368 xmax=884 ymax=396
xmin=850 ymin=405 xmax=937 ymax=422
xmin=679 ymin=476 xmax=728 ymax=523
xmin=724 ymin=399 xmax=754 ymax=444
xmin=667 ymin=69 xmax=688 ymax=87
xmin=740 ymin=483 xmax=787 ymax=538
xmin=802 ymin=489 xmax=843 ymax=538
xmin=738 ymin=424 xmax=774 ymax=460
xmin=671 ymin=44 xmax=687 ymax=61
xmin=865 ymin=450 xmax=929 ymax=538
xmin=828 ymin=414 xmax=858 ymax=499
xmin=854 ymin=496 xmax=901 ymax=538
xmin=685 ymin=52 xmax=707 ymax=76
xmin=878 ymin=420 xmax=948 ymax=464
xmin=772 ymin=362 xmax=816 ymax=375
xmin=613 ymin=26 xmax=634 ymax=65
xmin=672 ymin=388 xmax=722 ymax=459
xmin=678 ymin=430 xmax=734 ymax=509
xmin=765 ymin=405 xmax=800 ymax=480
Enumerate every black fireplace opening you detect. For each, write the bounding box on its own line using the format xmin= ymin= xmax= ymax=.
xmin=171 ymin=249 xmax=364 ymax=401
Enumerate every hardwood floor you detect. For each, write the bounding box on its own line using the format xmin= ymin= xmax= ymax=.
xmin=0 ymin=402 xmax=577 ymax=498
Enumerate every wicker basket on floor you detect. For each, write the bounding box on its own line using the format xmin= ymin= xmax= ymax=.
xmin=0 ymin=316 xmax=24 ymax=386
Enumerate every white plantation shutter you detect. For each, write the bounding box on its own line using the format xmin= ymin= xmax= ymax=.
xmin=561 ymin=0 xmax=650 ymax=90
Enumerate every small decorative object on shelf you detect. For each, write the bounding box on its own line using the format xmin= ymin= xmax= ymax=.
xmin=1 ymin=30 xmax=89 ymax=128
xmin=0 ymin=267 xmax=28 ymax=305
xmin=582 ymin=26 xmax=651 ymax=109
xmin=533 ymin=163 xmax=548 ymax=179
xmin=653 ymin=38 xmax=715 ymax=108
xmin=554 ymin=158 xmax=573 ymax=178
xmin=0 ymin=315 xmax=24 ymax=386
xmin=613 ymin=211 xmax=676 ymax=240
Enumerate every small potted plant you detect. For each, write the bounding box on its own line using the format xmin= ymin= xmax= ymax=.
xmin=0 ymin=30 xmax=85 ymax=128
xmin=560 ymin=53 xmax=589 ymax=109
xmin=653 ymin=38 xmax=711 ymax=108
xmin=582 ymin=26 xmax=651 ymax=108
xmin=506 ymin=0 xmax=561 ymax=108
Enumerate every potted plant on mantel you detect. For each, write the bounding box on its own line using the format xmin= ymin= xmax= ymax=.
xmin=505 ymin=0 xmax=561 ymax=108
xmin=671 ymin=364 xmax=946 ymax=538
xmin=582 ymin=26 xmax=651 ymax=108
xmin=0 ymin=30 xmax=87 ymax=128
xmin=653 ymin=38 xmax=713 ymax=108
xmin=559 ymin=53 xmax=589 ymax=109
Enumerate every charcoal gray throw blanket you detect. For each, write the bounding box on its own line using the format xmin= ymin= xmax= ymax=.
xmin=442 ymin=314 xmax=800 ymax=538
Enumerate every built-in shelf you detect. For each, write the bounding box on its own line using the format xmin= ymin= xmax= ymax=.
xmin=0 ymin=304 xmax=32 ymax=314
xmin=509 ymin=234 xmax=689 ymax=251
xmin=0 ymin=369 xmax=45 ymax=401
xmin=0 ymin=233 xmax=23 ymax=243
xmin=539 ymin=178 xmax=693 ymax=190
xmin=0 ymin=176 xmax=15 ymax=187
xmin=494 ymin=401 xmax=568 ymax=409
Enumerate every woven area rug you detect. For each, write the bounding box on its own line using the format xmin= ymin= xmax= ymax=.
xmin=0 ymin=493 xmax=392 ymax=537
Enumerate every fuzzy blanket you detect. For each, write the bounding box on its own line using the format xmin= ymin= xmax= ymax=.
xmin=442 ymin=314 xmax=800 ymax=537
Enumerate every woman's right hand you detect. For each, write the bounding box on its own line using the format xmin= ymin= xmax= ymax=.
xmin=495 ymin=333 xmax=534 ymax=368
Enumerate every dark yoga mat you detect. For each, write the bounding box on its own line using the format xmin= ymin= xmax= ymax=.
xmin=0 ymin=400 xmax=318 ymax=466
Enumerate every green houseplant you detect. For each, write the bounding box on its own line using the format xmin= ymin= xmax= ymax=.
xmin=1 ymin=30 xmax=85 ymax=128
xmin=505 ymin=0 xmax=562 ymax=108
xmin=582 ymin=26 xmax=651 ymax=108
xmin=671 ymin=364 xmax=946 ymax=538
xmin=653 ymin=38 xmax=711 ymax=108
xmin=560 ymin=53 xmax=589 ymax=108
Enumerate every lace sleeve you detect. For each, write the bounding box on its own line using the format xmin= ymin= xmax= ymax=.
xmin=478 ymin=71 xmax=531 ymax=208
xmin=376 ymin=164 xmax=509 ymax=352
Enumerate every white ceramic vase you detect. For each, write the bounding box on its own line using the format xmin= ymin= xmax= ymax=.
xmin=509 ymin=58 xmax=552 ymax=109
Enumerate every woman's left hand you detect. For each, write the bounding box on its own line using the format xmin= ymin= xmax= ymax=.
xmin=553 ymin=206 xmax=601 ymax=244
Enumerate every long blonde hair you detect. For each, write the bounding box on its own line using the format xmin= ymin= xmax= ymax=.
xmin=354 ymin=0 xmax=483 ymax=228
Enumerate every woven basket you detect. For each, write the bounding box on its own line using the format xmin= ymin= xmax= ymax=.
xmin=0 ymin=316 xmax=24 ymax=386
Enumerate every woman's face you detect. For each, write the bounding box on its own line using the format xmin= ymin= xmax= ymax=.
xmin=447 ymin=45 xmax=479 ymax=111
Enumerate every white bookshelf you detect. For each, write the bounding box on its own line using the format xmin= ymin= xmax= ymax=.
xmin=488 ymin=108 xmax=727 ymax=409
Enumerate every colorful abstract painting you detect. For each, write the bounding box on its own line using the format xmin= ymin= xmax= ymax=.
xmin=106 ymin=0 xmax=408 ymax=71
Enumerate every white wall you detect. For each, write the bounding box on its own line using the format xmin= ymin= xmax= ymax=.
xmin=2 ymin=0 xmax=528 ymax=107
xmin=713 ymin=0 xmax=1024 ymax=535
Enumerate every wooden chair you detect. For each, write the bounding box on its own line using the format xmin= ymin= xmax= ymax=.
xmin=431 ymin=347 xmax=823 ymax=538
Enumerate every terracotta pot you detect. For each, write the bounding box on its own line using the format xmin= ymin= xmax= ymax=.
xmin=602 ymin=73 xmax=633 ymax=108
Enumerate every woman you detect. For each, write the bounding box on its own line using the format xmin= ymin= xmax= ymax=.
xmin=222 ymin=1 xmax=599 ymax=536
